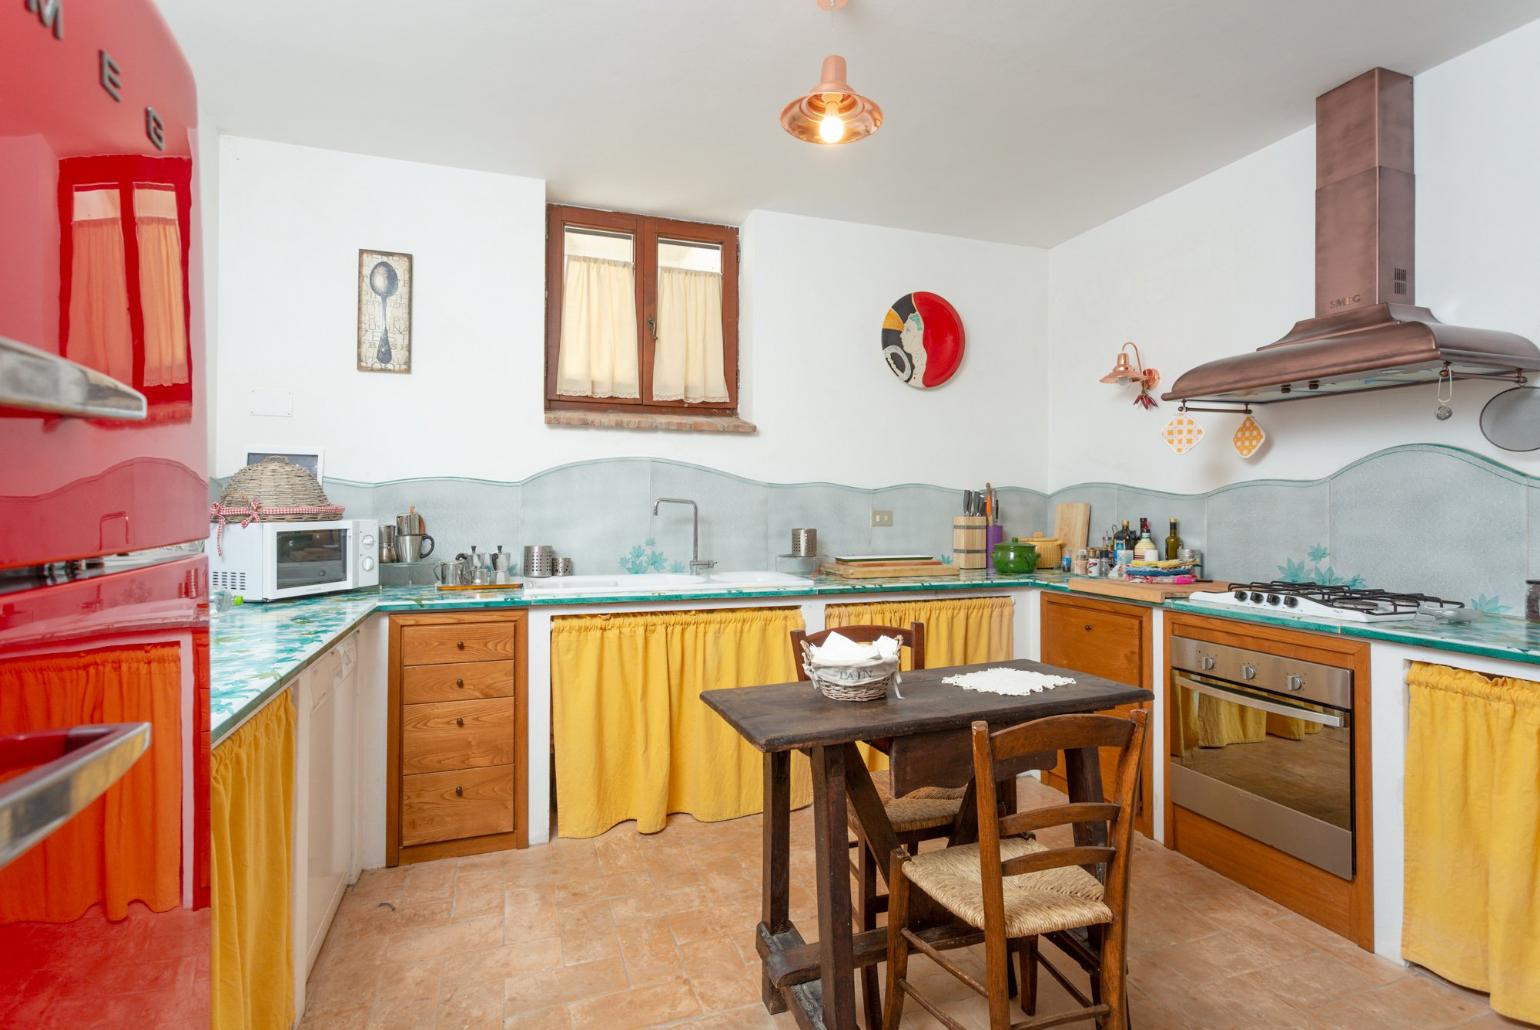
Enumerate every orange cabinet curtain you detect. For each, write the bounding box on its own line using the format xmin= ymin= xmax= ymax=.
xmin=211 ymin=692 xmax=295 ymax=1030
xmin=0 ymin=644 xmax=182 ymax=923
xmin=1403 ymin=663 xmax=1540 ymax=1025
xmin=552 ymin=608 xmax=812 ymax=837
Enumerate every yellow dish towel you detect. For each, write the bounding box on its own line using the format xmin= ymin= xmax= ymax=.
xmin=1403 ymin=662 xmax=1540 ymax=1025
xmin=211 ymin=691 xmax=295 ymax=1030
xmin=553 ymin=607 xmax=812 ymax=837
xmin=826 ymin=596 xmax=1014 ymax=770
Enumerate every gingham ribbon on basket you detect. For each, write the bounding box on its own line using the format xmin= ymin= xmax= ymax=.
xmin=208 ymin=500 xmax=346 ymax=555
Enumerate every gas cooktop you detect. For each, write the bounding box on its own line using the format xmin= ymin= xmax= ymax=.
xmin=1187 ymin=581 xmax=1465 ymax=622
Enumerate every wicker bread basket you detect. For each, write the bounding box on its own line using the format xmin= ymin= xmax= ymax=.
xmin=213 ymin=456 xmax=341 ymax=522
xmin=801 ymin=640 xmax=901 ymax=703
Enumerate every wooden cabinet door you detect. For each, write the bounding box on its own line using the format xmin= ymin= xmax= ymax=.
xmin=1040 ymin=593 xmax=1153 ymax=835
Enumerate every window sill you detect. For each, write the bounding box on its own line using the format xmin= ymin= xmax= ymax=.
xmin=544 ymin=409 xmax=758 ymax=435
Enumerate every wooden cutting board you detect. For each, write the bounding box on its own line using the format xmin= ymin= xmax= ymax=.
xmin=1054 ymin=502 xmax=1092 ymax=553
xmin=1067 ymin=578 xmax=1225 ymax=602
xmin=820 ymin=563 xmax=961 ymax=580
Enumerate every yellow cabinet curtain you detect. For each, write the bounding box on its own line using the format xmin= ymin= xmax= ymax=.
xmin=212 ymin=692 xmax=295 ymax=1030
xmin=552 ymin=608 xmax=812 ymax=838
xmin=1403 ymin=662 xmax=1539 ymax=1025
xmin=825 ymin=596 xmax=1014 ymax=770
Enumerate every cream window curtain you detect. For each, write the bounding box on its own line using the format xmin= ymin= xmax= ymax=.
xmin=66 ymin=189 xmax=134 ymax=385
xmin=557 ymin=255 xmax=639 ymax=398
xmin=654 ymin=267 xmax=728 ymax=403
xmin=134 ymin=188 xmax=190 ymax=387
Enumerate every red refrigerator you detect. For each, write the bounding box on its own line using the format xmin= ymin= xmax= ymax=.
xmin=0 ymin=3 xmax=210 ymax=1025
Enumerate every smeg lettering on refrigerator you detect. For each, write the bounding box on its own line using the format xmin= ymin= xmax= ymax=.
xmin=24 ymin=0 xmax=168 ymax=151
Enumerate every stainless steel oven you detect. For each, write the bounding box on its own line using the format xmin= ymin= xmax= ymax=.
xmin=1168 ymin=635 xmax=1354 ymax=878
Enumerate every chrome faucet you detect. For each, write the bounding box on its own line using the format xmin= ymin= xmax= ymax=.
xmin=651 ymin=497 xmax=715 ymax=575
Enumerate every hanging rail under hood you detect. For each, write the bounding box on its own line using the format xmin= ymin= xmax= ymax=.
xmin=1163 ymin=68 xmax=1539 ymax=407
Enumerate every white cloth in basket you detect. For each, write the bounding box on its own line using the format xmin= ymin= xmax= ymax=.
xmin=806 ymin=632 xmax=901 ymax=666
xmin=942 ymin=667 xmax=1075 ymax=696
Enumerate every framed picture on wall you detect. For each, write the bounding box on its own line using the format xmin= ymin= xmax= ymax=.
xmin=357 ymin=249 xmax=413 ymax=374
xmin=244 ymin=448 xmax=324 ymax=486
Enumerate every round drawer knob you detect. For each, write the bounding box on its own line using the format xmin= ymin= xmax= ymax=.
xmin=456 ymin=640 xmax=466 ymax=650
xmin=456 ymin=717 xmax=465 ymax=727
xmin=455 ymin=785 xmax=464 ymax=797
xmin=1084 ymin=623 xmax=1093 ymax=632
xmin=456 ymin=677 xmax=465 ymax=688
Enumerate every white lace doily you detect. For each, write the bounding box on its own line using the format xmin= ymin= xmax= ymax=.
xmin=942 ymin=667 xmax=1076 ymax=696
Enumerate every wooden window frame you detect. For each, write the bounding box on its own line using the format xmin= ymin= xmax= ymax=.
xmin=544 ymin=204 xmax=740 ymax=417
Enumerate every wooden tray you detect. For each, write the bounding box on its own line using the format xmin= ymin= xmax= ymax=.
xmin=435 ymin=583 xmax=523 ymax=592
xmin=1066 ymin=578 xmax=1225 ymax=603
xmin=821 ymin=563 xmax=961 ymax=580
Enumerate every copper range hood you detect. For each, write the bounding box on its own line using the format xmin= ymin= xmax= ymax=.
xmin=1163 ymin=68 xmax=1539 ymax=408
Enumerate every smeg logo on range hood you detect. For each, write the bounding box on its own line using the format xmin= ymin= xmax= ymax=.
xmin=24 ymin=0 xmax=170 ymax=151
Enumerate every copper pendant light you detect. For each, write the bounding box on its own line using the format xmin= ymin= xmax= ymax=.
xmin=780 ymin=1 xmax=882 ymax=145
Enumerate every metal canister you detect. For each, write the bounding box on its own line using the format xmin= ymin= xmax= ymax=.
xmin=523 ymin=545 xmax=555 ymax=578
xmin=790 ymin=529 xmax=818 ymax=558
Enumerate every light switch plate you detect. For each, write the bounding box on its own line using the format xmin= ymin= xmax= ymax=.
xmin=871 ymin=509 xmax=894 ymax=527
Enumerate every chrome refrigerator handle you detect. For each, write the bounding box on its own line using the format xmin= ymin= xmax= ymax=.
xmin=0 ymin=335 xmax=148 ymax=420
xmin=0 ymin=723 xmax=152 ymax=869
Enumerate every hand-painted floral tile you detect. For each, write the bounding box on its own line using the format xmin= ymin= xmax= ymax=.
xmin=1233 ymin=414 xmax=1266 ymax=458
xmin=1162 ymin=414 xmax=1205 ymax=455
xmin=881 ymin=292 xmax=965 ymax=389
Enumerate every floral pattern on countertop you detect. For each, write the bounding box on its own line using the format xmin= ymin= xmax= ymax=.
xmin=1470 ymin=594 xmax=1512 ymax=616
xmin=1277 ymin=546 xmax=1366 ymax=590
xmin=619 ymin=538 xmax=686 ymax=575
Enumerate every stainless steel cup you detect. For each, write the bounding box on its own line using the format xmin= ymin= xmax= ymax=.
xmin=398 ymin=533 xmax=435 ymax=562
xmin=433 ymin=561 xmax=461 ymax=586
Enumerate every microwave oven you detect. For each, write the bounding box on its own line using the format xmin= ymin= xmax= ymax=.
xmin=207 ymin=518 xmax=380 ymax=601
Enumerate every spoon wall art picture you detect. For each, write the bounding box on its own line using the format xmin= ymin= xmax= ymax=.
xmin=356 ymin=249 xmax=413 ymax=373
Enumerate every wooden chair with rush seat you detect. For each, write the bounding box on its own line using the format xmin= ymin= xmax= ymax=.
xmin=789 ymin=622 xmax=971 ymax=1028
xmin=882 ymin=709 xmax=1149 ymax=1030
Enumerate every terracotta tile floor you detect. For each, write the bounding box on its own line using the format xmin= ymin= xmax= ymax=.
xmin=302 ymin=779 xmax=1524 ymax=1029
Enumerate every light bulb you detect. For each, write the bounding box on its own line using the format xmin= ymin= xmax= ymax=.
xmin=818 ymin=111 xmax=845 ymax=143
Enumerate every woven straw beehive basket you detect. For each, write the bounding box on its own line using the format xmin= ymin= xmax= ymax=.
xmin=215 ymin=456 xmax=336 ymax=519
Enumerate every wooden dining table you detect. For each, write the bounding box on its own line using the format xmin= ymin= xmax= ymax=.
xmin=702 ymin=658 xmax=1152 ymax=1030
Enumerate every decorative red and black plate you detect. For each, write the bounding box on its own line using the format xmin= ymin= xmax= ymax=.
xmin=881 ymin=292 xmax=965 ymax=389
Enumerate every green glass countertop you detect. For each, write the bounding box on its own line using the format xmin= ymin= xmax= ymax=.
xmin=211 ymin=573 xmax=1540 ymax=744
xmin=210 ymin=573 xmax=1060 ymax=742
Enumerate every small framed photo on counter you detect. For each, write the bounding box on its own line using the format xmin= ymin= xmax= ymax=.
xmin=358 ymin=249 xmax=413 ymax=374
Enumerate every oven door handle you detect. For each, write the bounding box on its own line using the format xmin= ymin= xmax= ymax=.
xmin=1175 ymin=674 xmax=1346 ymax=729
xmin=0 ymin=723 xmax=152 ymax=870
xmin=0 ymin=335 xmax=148 ymax=421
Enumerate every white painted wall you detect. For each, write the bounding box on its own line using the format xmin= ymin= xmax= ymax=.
xmin=214 ymin=137 xmax=1050 ymax=490
xmin=1045 ymin=18 xmax=1540 ymax=493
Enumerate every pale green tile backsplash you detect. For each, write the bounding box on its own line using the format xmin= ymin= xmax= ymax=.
xmin=211 ymin=444 xmax=1534 ymax=611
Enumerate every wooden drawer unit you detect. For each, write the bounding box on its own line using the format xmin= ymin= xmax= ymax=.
xmin=400 ymin=622 xmax=517 ymax=665
xmin=402 ymin=697 xmax=516 ymax=774
xmin=402 ymin=660 xmax=516 ymax=704
xmin=1040 ymin=592 xmax=1153 ymax=835
xmin=401 ymin=765 xmax=516 ymax=847
xmin=388 ymin=611 xmax=527 ymax=864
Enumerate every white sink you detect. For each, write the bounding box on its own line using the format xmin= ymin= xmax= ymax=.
xmin=707 ymin=570 xmax=815 ymax=589
xmin=521 ymin=573 xmax=707 ymax=594
xmin=519 ymin=570 xmax=813 ymax=596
